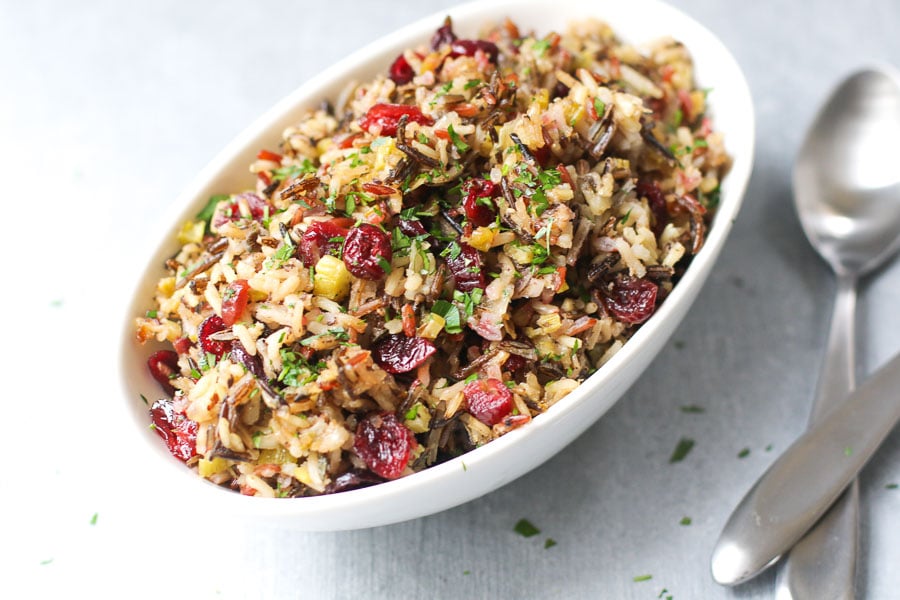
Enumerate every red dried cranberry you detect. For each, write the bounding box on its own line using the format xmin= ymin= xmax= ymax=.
xmin=636 ymin=180 xmax=669 ymax=236
xmin=504 ymin=353 xmax=528 ymax=375
xmin=298 ymin=220 xmax=349 ymax=266
xmin=342 ymin=224 xmax=392 ymax=280
xmin=359 ymin=103 xmax=434 ymax=137
xmin=601 ymin=275 xmax=659 ymax=324
xmin=198 ymin=315 xmax=229 ymax=358
xmin=450 ymin=39 xmax=500 ymax=63
xmin=372 ymin=334 xmax=436 ymax=374
xmin=220 ymin=279 xmax=250 ymax=327
xmin=461 ymin=178 xmax=497 ymax=227
xmin=464 ymin=378 xmax=514 ymax=426
xmin=388 ymin=54 xmax=414 ymax=85
xmin=430 ymin=19 xmax=457 ymax=50
xmin=398 ymin=218 xmax=428 ymax=238
xmin=445 ymin=242 xmax=485 ymax=291
xmin=353 ymin=412 xmax=417 ymax=479
xmin=147 ymin=350 xmax=179 ymax=395
xmin=212 ymin=193 xmax=271 ymax=229
xmin=149 ymin=398 xmax=199 ymax=462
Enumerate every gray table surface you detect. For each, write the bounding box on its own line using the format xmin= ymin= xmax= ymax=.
xmin=3 ymin=0 xmax=899 ymax=598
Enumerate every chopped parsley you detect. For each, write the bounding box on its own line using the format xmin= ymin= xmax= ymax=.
xmin=299 ymin=328 xmax=350 ymax=347
xmin=464 ymin=78 xmax=482 ymax=90
xmin=40 ymin=558 xmax=54 ymax=566
xmin=669 ymin=437 xmax=695 ymax=463
xmin=278 ymin=348 xmax=326 ymax=387
xmin=593 ymin=97 xmax=606 ymax=118
xmin=404 ymin=405 xmax=420 ymax=420
xmin=447 ymin=124 xmax=470 ymax=153
xmin=377 ymin=256 xmax=392 ymax=274
xmin=145 ymin=309 xmax=158 ymax=318
xmin=453 ymin=288 xmax=483 ymax=318
xmin=90 ymin=512 xmax=99 ymax=526
xmin=441 ymin=241 xmax=462 ymax=261
xmin=196 ymin=194 xmax=229 ymax=225
xmin=271 ymin=159 xmax=316 ymax=182
xmin=513 ymin=518 xmax=541 ymax=538
xmin=844 ymin=446 xmax=853 ymax=457
xmin=886 ymin=483 xmax=898 ymax=490
xmin=633 ymin=574 xmax=653 ymax=583
xmin=737 ymin=448 xmax=750 ymax=459
xmin=679 ymin=404 xmax=704 ymax=414
xmin=140 ymin=394 xmax=149 ymax=406
xmin=544 ymin=538 xmax=557 ymax=549
xmin=679 ymin=516 xmax=692 ymax=526
xmin=532 ymin=39 xmax=552 ymax=57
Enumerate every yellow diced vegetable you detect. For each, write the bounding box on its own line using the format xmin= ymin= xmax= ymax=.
xmin=157 ymin=277 xmax=176 ymax=298
xmin=536 ymin=312 xmax=563 ymax=334
xmin=404 ymin=402 xmax=431 ymax=434
xmin=313 ymin=255 xmax=351 ymax=301
xmin=505 ymin=243 xmax=534 ymax=265
xmin=468 ymin=226 xmax=495 ymax=252
xmin=417 ymin=313 xmax=445 ymax=340
xmin=259 ymin=447 xmax=290 ymax=465
xmin=198 ymin=457 xmax=229 ymax=478
xmin=177 ymin=220 xmax=205 ymax=245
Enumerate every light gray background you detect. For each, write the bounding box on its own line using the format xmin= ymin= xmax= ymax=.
xmin=2 ymin=1 xmax=899 ymax=598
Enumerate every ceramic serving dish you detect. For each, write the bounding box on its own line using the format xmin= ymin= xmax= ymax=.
xmin=118 ymin=0 xmax=754 ymax=530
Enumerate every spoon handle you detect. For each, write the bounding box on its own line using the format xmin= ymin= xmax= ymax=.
xmin=776 ymin=275 xmax=858 ymax=599
xmin=710 ymin=347 xmax=900 ymax=586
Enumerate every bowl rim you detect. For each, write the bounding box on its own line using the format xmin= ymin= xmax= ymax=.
xmin=117 ymin=0 xmax=755 ymax=527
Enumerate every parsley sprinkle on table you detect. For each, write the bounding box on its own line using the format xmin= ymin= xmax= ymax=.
xmin=680 ymin=404 xmax=705 ymax=414
xmin=89 ymin=512 xmax=98 ymax=525
xmin=886 ymin=483 xmax=898 ymax=490
xmin=514 ymin=518 xmax=541 ymax=537
xmin=633 ymin=574 xmax=653 ymax=582
xmin=737 ymin=448 xmax=750 ymax=459
xmin=544 ymin=538 xmax=557 ymax=549
xmin=679 ymin=516 xmax=692 ymax=526
xmin=669 ymin=437 xmax=695 ymax=463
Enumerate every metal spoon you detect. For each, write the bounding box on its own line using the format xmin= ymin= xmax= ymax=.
xmin=711 ymin=65 xmax=900 ymax=590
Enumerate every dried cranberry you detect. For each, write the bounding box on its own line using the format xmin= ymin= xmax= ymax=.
xmin=461 ymin=178 xmax=497 ymax=227
xmin=220 ymin=279 xmax=250 ymax=327
xmin=388 ymin=54 xmax=414 ymax=85
xmin=398 ymin=218 xmax=428 ymax=238
xmin=636 ymin=180 xmax=669 ymax=235
xmin=430 ymin=19 xmax=457 ymax=50
xmin=601 ymin=275 xmax=659 ymax=324
xmin=212 ymin=193 xmax=271 ymax=229
xmin=298 ymin=220 xmax=349 ymax=266
xmin=353 ymin=412 xmax=417 ymax=479
xmin=359 ymin=103 xmax=434 ymax=137
xmin=229 ymin=340 xmax=266 ymax=380
xmin=343 ymin=224 xmax=392 ymax=280
xmin=147 ymin=350 xmax=179 ymax=395
xmin=445 ymin=242 xmax=485 ymax=291
xmin=372 ymin=334 xmax=436 ymax=374
xmin=464 ymin=378 xmax=514 ymax=426
xmin=504 ymin=353 xmax=528 ymax=375
xmin=149 ymin=398 xmax=199 ymax=462
xmin=198 ymin=315 xmax=229 ymax=359
xmin=450 ymin=39 xmax=500 ymax=63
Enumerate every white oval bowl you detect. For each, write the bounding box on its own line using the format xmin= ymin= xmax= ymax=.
xmin=118 ymin=0 xmax=754 ymax=530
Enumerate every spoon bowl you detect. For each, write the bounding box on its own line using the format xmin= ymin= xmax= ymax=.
xmin=794 ymin=67 xmax=900 ymax=276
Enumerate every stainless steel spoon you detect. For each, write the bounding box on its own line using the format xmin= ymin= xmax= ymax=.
xmin=711 ymin=65 xmax=900 ymax=590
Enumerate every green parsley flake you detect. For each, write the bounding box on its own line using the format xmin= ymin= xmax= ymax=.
xmin=532 ymin=39 xmax=552 ymax=57
xmin=844 ymin=446 xmax=853 ymax=457
xmin=514 ymin=518 xmax=541 ymax=538
xmin=738 ymin=448 xmax=750 ymax=459
xmin=679 ymin=516 xmax=692 ymax=526
xmin=140 ymin=394 xmax=149 ymax=406
xmin=593 ymin=97 xmax=606 ymax=118
xmin=90 ymin=512 xmax=98 ymax=526
xmin=886 ymin=483 xmax=898 ymax=490
xmin=463 ymin=570 xmax=471 ymax=575
xmin=680 ymin=404 xmax=704 ymax=414
xmin=544 ymin=538 xmax=557 ymax=549
xmin=447 ymin=124 xmax=470 ymax=153
xmin=50 ymin=299 xmax=63 ymax=308
xmin=404 ymin=405 xmax=419 ymax=421
xmin=633 ymin=574 xmax=653 ymax=582
xmin=669 ymin=437 xmax=695 ymax=463
xmin=40 ymin=558 xmax=54 ymax=566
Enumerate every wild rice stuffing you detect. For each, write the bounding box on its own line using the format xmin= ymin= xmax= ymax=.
xmin=136 ymin=17 xmax=730 ymax=497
